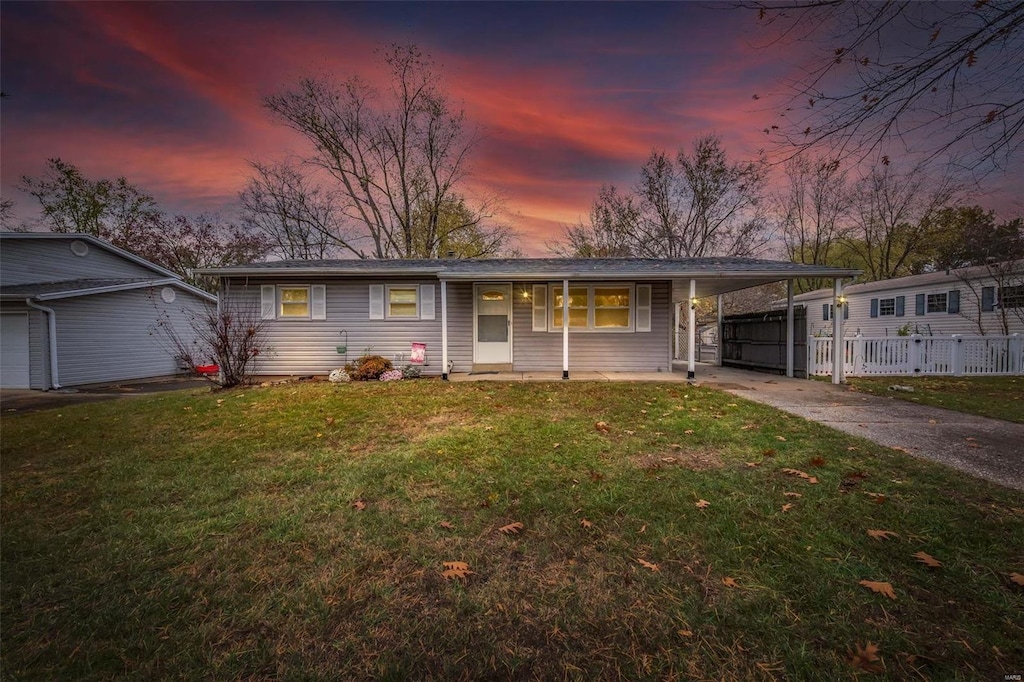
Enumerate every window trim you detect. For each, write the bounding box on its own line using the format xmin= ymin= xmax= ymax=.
xmin=547 ymin=283 xmax=636 ymax=333
xmin=925 ymin=292 xmax=948 ymax=314
xmin=278 ymin=285 xmax=311 ymax=319
xmin=386 ymin=285 xmax=420 ymax=320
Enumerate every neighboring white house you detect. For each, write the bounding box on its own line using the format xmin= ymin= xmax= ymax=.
xmin=783 ymin=261 xmax=1024 ymax=338
xmin=0 ymin=232 xmax=217 ymax=390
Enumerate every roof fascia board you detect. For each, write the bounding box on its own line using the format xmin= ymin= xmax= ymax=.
xmin=34 ymin=278 xmax=216 ymax=302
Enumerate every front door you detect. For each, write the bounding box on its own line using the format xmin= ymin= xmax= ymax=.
xmin=474 ymin=284 xmax=512 ymax=364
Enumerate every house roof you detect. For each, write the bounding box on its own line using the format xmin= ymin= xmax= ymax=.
xmin=1 ymin=232 xmax=183 ymax=280
xmin=0 ymin=277 xmax=217 ymax=303
xmin=198 ymin=257 xmax=861 ymax=298
xmin=787 ymin=260 xmax=1024 ymax=303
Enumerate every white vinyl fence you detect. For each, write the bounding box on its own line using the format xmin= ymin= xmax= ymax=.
xmin=809 ymin=334 xmax=1023 ymax=377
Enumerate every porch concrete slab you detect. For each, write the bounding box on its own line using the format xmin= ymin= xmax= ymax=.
xmin=693 ymin=365 xmax=1024 ymax=491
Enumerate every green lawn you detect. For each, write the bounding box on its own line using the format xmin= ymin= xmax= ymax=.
xmin=2 ymin=381 xmax=1022 ymax=680
xmin=845 ymin=375 xmax=1024 ymax=424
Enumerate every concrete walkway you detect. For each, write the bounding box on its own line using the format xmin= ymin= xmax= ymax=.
xmin=694 ymin=365 xmax=1024 ymax=491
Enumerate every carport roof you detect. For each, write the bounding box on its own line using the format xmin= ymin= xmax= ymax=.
xmin=199 ymin=257 xmax=860 ymax=297
xmin=0 ymin=277 xmax=217 ymax=302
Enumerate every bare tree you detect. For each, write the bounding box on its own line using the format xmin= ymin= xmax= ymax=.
xmin=746 ymin=1 xmax=1024 ymax=171
xmin=263 ymin=44 xmax=511 ymax=259
xmin=552 ymin=136 xmax=770 ymax=258
xmin=776 ymin=155 xmax=851 ymax=291
xmin=954 ymin=259 xmax=1024 ymax=334
xmin=0 ymin=198 xmax=16 ymax=229
xmin=152 ymin=298 xmax=270 ymax=389
xmin=240 ymin=160 xmax=341 ymax=260
xmin=155 ymin=215 xmax=270 ymax=291
xmin=844 ymin=162 xmax=957 ymax=280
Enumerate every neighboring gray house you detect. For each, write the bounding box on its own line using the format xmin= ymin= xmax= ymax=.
xmin=199 ymin=258 xmax=859 ymax=380
xmin=0 ymin=232 xmax=217 ymax=389
xmin=783 ymin=261 xmax=1024 ymax=338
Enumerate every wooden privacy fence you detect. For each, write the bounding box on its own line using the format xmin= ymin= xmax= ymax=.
xmin=809 ymin=334 xmax=1024 ymax=377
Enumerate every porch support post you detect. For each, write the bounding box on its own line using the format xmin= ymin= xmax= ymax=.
xmin=687 ymin=278 xmax=696 ymax=380
xmin=673 ymin=300 xmax=681 ymax=360
xmin=786 ymin=279 xmax=795 ymax=378
xmin=716 ymin=294 xmax=724 ymax=366
xmin=441 ymin=280 xmax=449 ymax=380
xmin=832 ymin=278 xmax=844 ymax=385
xmin=562 ymin=279 xmax=569 ymax=379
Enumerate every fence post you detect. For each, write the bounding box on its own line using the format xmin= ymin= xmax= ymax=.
xmin=1011 ymin=333 xmax=1022 ymax=374
xmin=950 ymin=335 xmax=963 ymax=376
xmin=909 ymin=334 xmax=922 ymax=374
xmin=853 ymin=334 xmax=864 ymax=377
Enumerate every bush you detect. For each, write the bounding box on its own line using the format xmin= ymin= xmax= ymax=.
xmin=401 ymin=364 xmax=421 ymax=379
xmin=328 ymin=368 xmax=351 ymax=383
xmin=379 ymin=369 xmax=403 ymax=382
xmin=344 ymin=355 xmax=393 ymax=381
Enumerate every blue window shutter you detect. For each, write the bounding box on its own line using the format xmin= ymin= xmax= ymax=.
xmin=844 ymin=303 xmax=849 ymax=319
xmin=895 ymin=296 xmax=905 ymax=317
xmin=981 ymin=286 xmax=995 ymax=312
xmin=947 ymin=289 xmax=960 ymax=314
xmin=915 ymin=293 xmax=925 ymax=316
xmin=870 ymin=298 xmax=879 ymax=318
xmin=823 ymin=303 xmax=830 ymax=321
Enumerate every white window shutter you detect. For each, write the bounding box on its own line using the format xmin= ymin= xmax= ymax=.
xmin=311 ymin=285 xmax=327 ymax=320
xmin=532 ymin=285 xmax=547 ymax=331
xmin=636 ymin=284 xmax=652 ymax=332
xmin=261 ymin=285 xmax=276 ymax=320
xmin=420 ymin=284 xmax=435 ymax=320
xmin=368 ymin=285 xmax=384 ymax=320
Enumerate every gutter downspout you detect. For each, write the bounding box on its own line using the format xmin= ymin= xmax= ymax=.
xmin=25 ymin=298 xmax=61 ymax=390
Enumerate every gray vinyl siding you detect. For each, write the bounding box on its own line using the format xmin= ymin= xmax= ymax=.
xmin=28 ymin=308 xmax=48 ymax=389
xmin=1 ymin=239 xmax=157 ymax=286
xmin=224 ymin=278 xmax=466 ymax=377
xmin=47 ymin=288 xmax=212 ymax=386
xmin=511 ymin=280 xmax=672 ymax=372
xmin=227 ymin=278 xmax=672 ymax=375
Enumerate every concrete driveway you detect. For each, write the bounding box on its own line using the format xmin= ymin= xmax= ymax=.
xmin=696 ymin=365 xmax=1024 ymax=491
xmin=1 ymin=377 xmax=211 ymax=415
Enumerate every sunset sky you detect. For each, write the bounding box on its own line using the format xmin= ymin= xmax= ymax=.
xmin=2 ymin=1 xmax=1020 ymax=254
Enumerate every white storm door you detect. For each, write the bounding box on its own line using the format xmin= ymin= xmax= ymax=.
xmin=1 ymin=313 xmax=31 ymax=388
xmin=474 ymin=284 xmax=512 ymax=363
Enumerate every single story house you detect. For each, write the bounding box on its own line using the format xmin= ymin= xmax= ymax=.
xmin=782 ymin=261 xmax=1024 ymax=338
xmin=1 ymin=232 xmax=217 ymax=389
xmin=198 ymin=257 xmax=860 ymax=382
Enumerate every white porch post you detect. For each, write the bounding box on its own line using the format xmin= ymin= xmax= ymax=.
xmin=562 ymin=279 xmax=569 ymax=379
xmin=687 ymin=278 xmax=696 ymax=380
xmin=832 ymin=278 xmax=844 ymax=385
xmin=441 ymin=280 xmax=449 ymax=380
xmin=716 ymin=293 xmax=724 ymax=366
xmin=786 ymin=279 xmax=795 ymax=378
xmin=673 ymin=300 xmax=681 ymax=360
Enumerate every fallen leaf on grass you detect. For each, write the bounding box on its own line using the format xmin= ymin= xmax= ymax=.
xmin=553 ymin=443 xmax=560 ymax=449
xmin=809 ymin=456 xmax=826 ymax=467
xmin=913 ymin=551 xmax=942 ymax=568
xmin=1008 ymin=572 xmax=1024 ymax=586
xmin=865 ymin=492 xmax=887 ymax=504
xmin=637 ymin=558 xmax=660 ymax=572
xmin=776 ymin=435 xmax=787 ymax=441
xmin=781 ymin=468 xmax=819 ymax=484
xmin=859 ymin=580 xmax=897 ymax=599
xmin=781 ymin=503 xmax=794 ymax=512
xmin=442 ymin=561 xmax=474 ymax=581
xmin=740 ymin=423 xmax=758 ymax=430
xmin=695 ymin=499 xmax=711 ymax=509
xmin=761 ymin=448 xmax=777 ymax=457
xmin=849 ymin=642 xmax=883 ymax=673
xmin=867 ymin=529 xmax=899 ymax=541
xmin=325 ymin=417 xmax=335 ymax=426
xmin=678 ymin=629 xmax=693 ymax=637
xmin=660 ymin=456 xmax=676 ymax=463
xmin=438 ymin=521 xmax=454 ymax=530
xmin=595 ymin=421 xmax=610 ymax=433
xmin=684 ymin=429 xmax=695 ymax=435
xmin=745 ymin=462 xmax=760 ymax=468
xmin=783 ymin=492 xmax=803 ymax=498
xmin=722 ymin=577 xmax=739 ymax=588
xmin=498 ymin=521 xmax=524 ymax=535
xmin=580 ymin=518 xmax=593 ymax=529
xmin=352 ymin=500 xmax=367 ymax=511
xmin=639 ymin=524 xmax=647 ymax=534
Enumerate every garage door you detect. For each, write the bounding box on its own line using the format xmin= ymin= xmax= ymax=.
xmin=1 ymin=313 xmax=31 ymax=388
